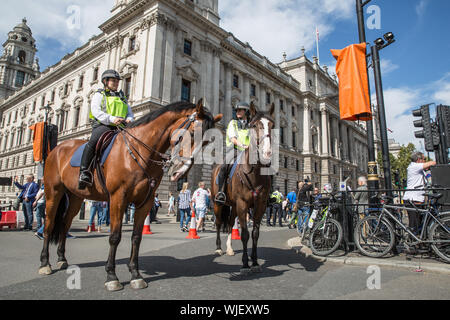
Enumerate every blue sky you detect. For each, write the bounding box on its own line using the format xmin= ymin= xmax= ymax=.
xmin=1 ymin=0 xmax=449 ymax=150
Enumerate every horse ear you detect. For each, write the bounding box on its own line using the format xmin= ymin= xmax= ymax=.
xmin=249 ymin=101 xmax=257 ymax=118
xmin=196 ymin=98 xmax=205 ymax=116
xmin=214 ymin=114 xmax=223 ymax=123
xmin=269 ymin=103 xmax=275 ymax=117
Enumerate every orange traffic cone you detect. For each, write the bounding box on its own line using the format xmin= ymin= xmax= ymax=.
xmin=231 ymin=217 xmax=241 ymax=240
xmin=87 ymin=223 xmax=96 ymax=232
xmin=142 ymin=214 xmax=153 ymax=235
xmin=186 ymin=210 xmax=200 ymax=239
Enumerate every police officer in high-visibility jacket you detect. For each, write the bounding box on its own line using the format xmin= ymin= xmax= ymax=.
xmin=214 ymin=102 xmax=251 ymax=204
xmin=267 ymin=187 xmax=284 ymax=227
xmin=78 ymin=70 xmax=135 ymax=190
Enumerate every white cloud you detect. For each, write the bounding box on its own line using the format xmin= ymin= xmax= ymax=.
xmin=0 ymin=0 xmax=113 ymax=51
xmin=380 ymin=59 xmax=399 ymax=75
xmin=219 ymin=0 xmax=354 ymax=63
xmin=415 ymin=0 xmax=428 ymax=18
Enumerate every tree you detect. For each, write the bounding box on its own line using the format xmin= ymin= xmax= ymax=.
xmin=377 ymin=143 xmax=416 ymax=188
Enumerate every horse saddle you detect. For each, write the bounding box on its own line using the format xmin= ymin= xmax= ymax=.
xmin=70 ymin=131 xmax=119 ymax=168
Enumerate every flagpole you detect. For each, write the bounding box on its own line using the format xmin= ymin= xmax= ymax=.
xmin=315 ymin=26 xmax=320 ymax=65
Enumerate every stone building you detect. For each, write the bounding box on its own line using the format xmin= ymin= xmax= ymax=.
xmin=0 ymin=0 xmax=369 ymax=207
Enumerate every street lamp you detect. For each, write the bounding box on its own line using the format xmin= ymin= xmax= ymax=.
xmin=370 ymin=32 xmax=396 ymax=198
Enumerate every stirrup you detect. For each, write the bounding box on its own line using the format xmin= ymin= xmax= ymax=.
xmin=215 ymin=192 xmax=226 ymax=204
xmin=78 ymin=171 xmax=93 ymax=190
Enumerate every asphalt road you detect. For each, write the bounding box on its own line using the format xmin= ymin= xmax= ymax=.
xmin=0 ymin=217 xmax=449 ymax=300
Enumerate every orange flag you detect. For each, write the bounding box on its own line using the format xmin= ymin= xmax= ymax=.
xmin=29 ymin=122 xmax=48 ymax=162
xmin=331 ymin=43 xmax=372 ymax=121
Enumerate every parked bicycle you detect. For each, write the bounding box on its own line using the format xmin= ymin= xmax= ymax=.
xmin=354 ymin=188 xmax=450 ymax=263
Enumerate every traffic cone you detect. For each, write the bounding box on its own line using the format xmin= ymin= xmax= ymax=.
xmin=86 ymin=223 xmax=96 ymax=232
xmin=231 ymin=217 xmax=241 ymax=240
xmin=142 ymin=214 xmax=153 ymax=235
xmin=186 ymin=209 xmax=200 ymax=239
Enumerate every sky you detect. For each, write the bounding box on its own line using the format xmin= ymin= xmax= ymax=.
xmin=1 ymin=0 xmax=449 ymax=151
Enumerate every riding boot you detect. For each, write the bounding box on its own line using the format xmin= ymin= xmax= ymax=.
xmin=215 ymin=165 xmax=228 ymax=204
xmin=78 ymin=144 xmax=95 ymax=190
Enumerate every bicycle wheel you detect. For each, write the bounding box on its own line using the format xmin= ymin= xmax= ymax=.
xmin=309 ymin=218 xmax=343 ymax=256
xmin=354 ymin=216 xmax=394 ymax=258
xmin=429 ymin=215 xmax=450 ymax=263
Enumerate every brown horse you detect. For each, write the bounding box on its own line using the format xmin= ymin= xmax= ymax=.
xmin=211 ymin=102 xmax=275 ymax=274
xmin=39 ymin=99 xmax=222 ymax=291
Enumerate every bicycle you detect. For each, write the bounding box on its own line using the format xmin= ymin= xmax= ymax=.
xmin=354 ymin=190 xmax=450 ymax=263
xmin=308 ymin=193 xmax=343 ymax=256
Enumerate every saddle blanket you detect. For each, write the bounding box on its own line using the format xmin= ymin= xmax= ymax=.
xmin=70 ymin=134 xmax=118 ymax=168
xmin=215 ymin=151 xmax=244 ymax=185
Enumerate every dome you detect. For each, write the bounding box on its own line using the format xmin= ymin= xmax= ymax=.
xmin=13 ymin=18 xmax=32 ymax=35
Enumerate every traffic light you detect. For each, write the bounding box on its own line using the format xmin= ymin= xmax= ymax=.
xmin=413 ymin=104 xmax=434 ymax=152
xmin=393 ymin=170 xmax=400 ymax=188
xmin=437 ymin=105 xmax=450 ymax=146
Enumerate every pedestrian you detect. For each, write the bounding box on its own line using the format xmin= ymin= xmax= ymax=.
xmin=289 ymin=180 xmax=313 ymax=230
xmin=403 ymin=152 xmax=436 ymax=234
xmin=354 ymin=176 xmax=369 ymax=220
xmin=125 ymin=203 xmax=135 ymax=225
xmin=286 ymin=189 xmax=297 ymax=222
xmin=268 ymin=187 xmax=284 ymax=227
xmin=282 ymin=198 xmax=289 ymax=223
xmin=32 ymin=180 xmax=46 ymax=231
xmin=150 ymin=194 xmax=161 ymax=223
xmin=191 ymin=181 xmax=211 ymax=232
xmin=14 ymin=175 xmax=39 ymax=231
xmin=178 ymin=183 xmax=191 ymax=232
xmin=99 ymin=201 xmax=110 ymax=231
xmin=312 ymin=187 xmax=322 ymax=201
xmin=88 ymin=201 xmax=103 ymax=232
xmin=167 ymin=192 xmax=175 ymax=217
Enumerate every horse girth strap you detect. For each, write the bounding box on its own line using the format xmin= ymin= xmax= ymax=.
xmin=237 ymin=168 xmax=263 ymax=199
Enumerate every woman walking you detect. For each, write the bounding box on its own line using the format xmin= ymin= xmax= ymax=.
xmin=178 ymin=183 xmax=192 ymax=232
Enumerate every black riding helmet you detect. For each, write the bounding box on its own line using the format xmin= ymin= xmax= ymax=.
xmin=101 ymin=69 xmax=122 ymax=84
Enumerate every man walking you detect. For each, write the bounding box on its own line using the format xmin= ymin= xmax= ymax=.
xmin=14 ymin=175 xmax=39 ymax=231
xmin=269 ymin=187 xmax=284 ymax=227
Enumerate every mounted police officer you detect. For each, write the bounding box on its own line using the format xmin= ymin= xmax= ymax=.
xmin=78 ymin=70 xmax=135 ymax=190
xmin=215 ymin=101 xmax=251 ymax=204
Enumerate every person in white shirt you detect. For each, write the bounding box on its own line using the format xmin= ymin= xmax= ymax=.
xmin=403 ymin=152 xmax=436 ymax=234
xmin=191 ymin=181 xmax=211 ymax=232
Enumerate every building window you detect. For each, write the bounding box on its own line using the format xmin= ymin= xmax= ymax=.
xmin=41 ymin=95 xmax=45 ymax=107
xmin=284 ymin=157 xmax=288 ymax=169
xmin=296 ymin=160 xmax=300 ymax=171
xmin=233 ymin=75 xmax=239 ymax=88
xmin=250 ymin=84 xmax=256 ymax=97
xmin=15 ymin=71 xmax=25 ymax=87
xmin=266 ymin=92 xmax=271 ymax=104
xmin=93 ymin=67 xmax=99 ymax=81
xmin=129 ymin=37 xmax=136 ymax=52
xmin=73 ymin=107 xmax=80 ymax=128
xmin=51 ymin=90 xmax=55 ymax=102
xmin=18 ymin=50 xmax=26 ymax=64
xmin=184 ymin=39 xmax=192 ymax=56
xmin=78 ymin=75 xmax=84 ymax=89
xmin=64 ymin=83 xmax=69 ymax=96
xmin=284 ymin=179 xmax=288 ymax=196
xmin=280 ymin=127 xmax=285 ymax=145
xmin=292 ymin=131 xmax=296 ymax=148
xmin=23 ymin=154 xmax=27 ymax=166
xmin=181 ymin=79 xmax=191 ymax=102
xmin=280 ymin=99 xmax=284 ymax=111
xmin=124 ymin=77 xmax=132 ymax=98
xmin=292 ymin=106 xmax=295 ymax=117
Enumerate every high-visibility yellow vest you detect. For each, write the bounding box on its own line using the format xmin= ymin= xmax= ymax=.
xmin=89 ymin=90 xmax=128 ymax=125
xmin=226 ymin=120 xmax=250 ymax=151
xmin=271 ymin=191 xmax=283 ymax=204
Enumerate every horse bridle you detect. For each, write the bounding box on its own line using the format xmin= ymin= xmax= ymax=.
xmin=116 ymin=112 xmax=200 ymax=209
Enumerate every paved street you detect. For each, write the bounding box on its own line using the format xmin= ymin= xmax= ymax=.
xmin=0 ymin=216 xmax=449 ymax=300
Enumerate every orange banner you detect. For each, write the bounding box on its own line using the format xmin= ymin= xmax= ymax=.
xmin=29 ymin=122 xmax=48 ymax=162
xmin=331 ymin=43 xmax=372 ymax=121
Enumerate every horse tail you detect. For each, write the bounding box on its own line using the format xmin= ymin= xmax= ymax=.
xmin=221 ymin=205 xmax=233 ymax=233
xmin=49 ymin=193 xmax=69 ymax=245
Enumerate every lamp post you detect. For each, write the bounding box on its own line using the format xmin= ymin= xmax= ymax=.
xmin=355 ymin=0 xmax=380 ymax=196
xmin=371 ymin=33 xmax=396 ymax=198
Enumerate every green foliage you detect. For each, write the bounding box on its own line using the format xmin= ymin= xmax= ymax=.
xmin=377 ymin=143 xmax=416 ymax=186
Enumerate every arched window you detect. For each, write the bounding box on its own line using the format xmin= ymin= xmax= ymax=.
xmin=18 ymin=50 xmax=26 ymax=64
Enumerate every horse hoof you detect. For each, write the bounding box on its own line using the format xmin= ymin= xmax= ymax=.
xmin=226 ymin=250 xmax=235 ymax=256
xmin=240 ymin=268 xmax=251 ymax=276
xmin=251 ymin=265 xmax=262 ymax=273
xmin=57 ymin=261 xmax=68 ymax=270
xmin=105 ymin=280 xmax=124 ymax=292
xmin=130 ymin=279 xmax=148 ymax=290
xmin=215 ymin=249 xmax=224 ymax=256
xmin=38 ymin=265 xmax=52 ymax=275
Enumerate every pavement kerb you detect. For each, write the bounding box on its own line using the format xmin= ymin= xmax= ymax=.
xmin=287 ymin=237 xmax=450 ymax=275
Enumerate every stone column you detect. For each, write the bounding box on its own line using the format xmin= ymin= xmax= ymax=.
xmin=321 ymin=105 xmax=329 ymax=156
xmin=224 ymin=62 xmax=233 ymax=124
xmin=147 ymin=13 xmax=166 ymax=100
xmin=340 ymin=123 xmax=348 ymax=161
xmin=303 ymin=102 xmax=311 ymax=153
xmin=212 ymin=51 xmax=221 ymax=116
xmin=287 ymin=100 xmax=293 ymax=148
xmin=273 ymin=91 xmax=281 ymax=130
xmin=259 ymin=83 xmax=266 ymax=111
xmin=1 ymin=134 xmax=7 ymax=151
xmin=162 ymin=22 xmax=176 ymax=104
xmin=243 ymin=75 xmax=250 ymax=103
xmin=141 ymin=18 xmax=152 ymax=99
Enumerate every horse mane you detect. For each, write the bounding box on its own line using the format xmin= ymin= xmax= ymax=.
xmin=250 ymin=111 xmax=274 ymax=124
xmin=128 ymin=101 xmax=212 ymax=129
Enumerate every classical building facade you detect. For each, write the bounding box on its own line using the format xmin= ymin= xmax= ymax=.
xmin=0 ymin=0 xmax=369 ymax=206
